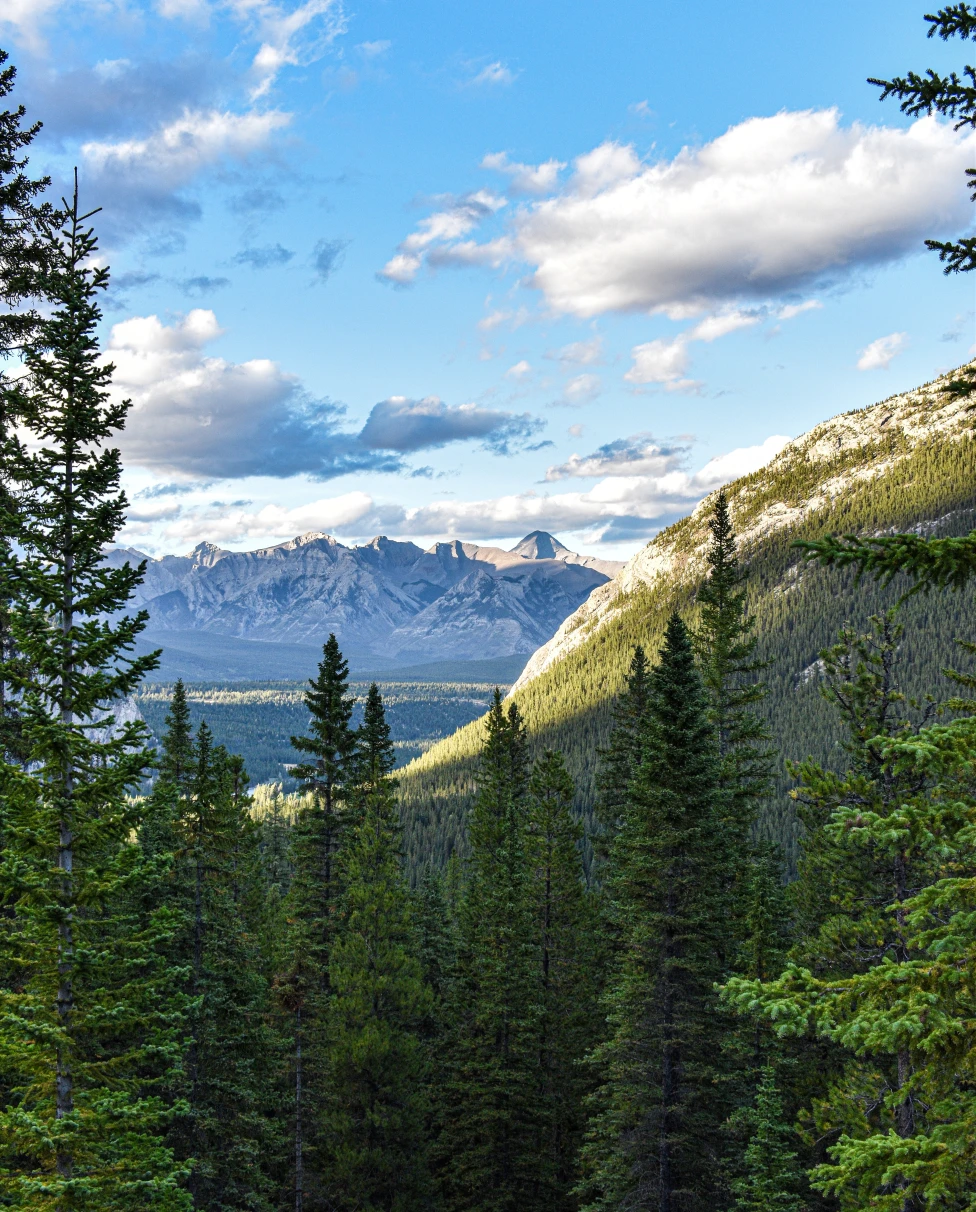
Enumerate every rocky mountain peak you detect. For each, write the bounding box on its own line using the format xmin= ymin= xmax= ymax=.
xmin=510 ymin=531 xmax=571 ymax=560
xmin=188 ymin=541 xmax=229 ymax=568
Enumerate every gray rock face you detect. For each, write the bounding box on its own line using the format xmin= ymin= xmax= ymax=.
xmin=106 ymin=532 xmax=623 ymax=664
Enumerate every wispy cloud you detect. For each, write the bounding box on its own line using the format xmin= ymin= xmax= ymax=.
xmin=857 ymin=332 xmax=908 ymax=370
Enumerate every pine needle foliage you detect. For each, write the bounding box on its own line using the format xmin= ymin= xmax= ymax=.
xmin=579 ymin=614 xmax=729 ymax=1212
xmin=320 ymin=684 xmax=432 ymax=1212
xmin=0 ymin=182 xmax=188 ymax=1208
xmin=435 ymin=691 xmax=543 ymax=1212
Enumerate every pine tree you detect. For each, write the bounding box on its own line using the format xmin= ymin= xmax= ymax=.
xmin=415 ymin=863 xmax=455 ymax=1004
xmin=284 ymin=634 xmax=357 ymax=1211
xmin=579 ymin=613 xmax=729 ymax=1212
xmin=149 ymin=718 xmax=284 ymax=1211
xmin=0 ymin=180 xmax=189 ymax=1206
xmin=0 ymin=51 xmax=56 ymax=766
xmin=526 ymin=748 xmax=601 ymax=1212
xmin=731 ymin=1066 xmax=806 ymax=1212
xmin=594 ymin=645 xmax=650 ymax=868
xmin=725 ymin=611 xmax=976 ymax=1207
xmin=435 ymin=691 xmax=543 ymax=1212
xmin=320 ymin=684 xmax=432 ymax=1212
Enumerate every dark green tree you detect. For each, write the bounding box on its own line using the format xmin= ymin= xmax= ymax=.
xmin=526 ymin=748 xmax=601 ymax=1212
xmin=0 ymin=181 xmax=189 ymax=1206
xmin=149 ymin=719 xmax=284 ymax=1211
xmin=284 ymin=634 xmax=358 ymax=1211
xmin=435 ymin=691 xmax=543 ymax=1212
xmin=320 ymin=684 xmax=432 ymax=1212
xmin=731 ymin=1065 xmax=806 ymax=1212
xmin=0 ymin=51 xmax=51 ymax=766
xmin=594 ymin=645 xmax=650 ymax=869
xmin=579 ymin=613 xmax=729 ymax=1212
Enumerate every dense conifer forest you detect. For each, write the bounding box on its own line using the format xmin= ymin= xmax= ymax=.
xmin=2 ymin=7 xmax=976 ymax=1210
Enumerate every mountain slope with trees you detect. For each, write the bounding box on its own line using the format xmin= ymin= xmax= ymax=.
xmin=398 ymin=364 xmax=976 ymax=871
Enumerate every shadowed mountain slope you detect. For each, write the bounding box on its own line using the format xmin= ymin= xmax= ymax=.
xmin=397 ymin=365 xmax=976 ymax=874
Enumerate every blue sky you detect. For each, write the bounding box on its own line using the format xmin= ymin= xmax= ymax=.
xmin=3 ymin=0 xmax=975 ymax=558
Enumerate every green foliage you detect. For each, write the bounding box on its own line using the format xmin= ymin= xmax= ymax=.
xmin=731 ymin=1065 xmax=806 ymax=1212
xmin=435 ymin=692 xmax=544 ymax=1212
xmin=579 ymin=614 xmax=729 ymax=1212
xmin=0 ymin=183 xmax=186 ymax=1207
xmin=319 ymin=685 xmax=433 ymax=1212
xmin=869 ymin=5 xmax=976 ymax=280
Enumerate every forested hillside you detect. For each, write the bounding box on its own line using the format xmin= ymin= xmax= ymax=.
xmin=398 ymin=366 xmax=976 ymax=872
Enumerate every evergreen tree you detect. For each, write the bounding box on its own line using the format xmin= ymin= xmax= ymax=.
xmin=415 ymin=863 xmax=455 ymax=1004
xmin=693 ymin=490 xmax=773 ymax=833
xmin=0 ymin=181 xmax=189 ymax=1206
xmin=594 ymin=645 xmax=650 ymax=868
xmin=435 ymin=691 xmax=543 ymax=1212
xmin=284 ymin=634 xmax=357 ymax=1210
xmin=148 ymin=718 xmax=284 ymax=1211
xmin=320 ymin=684 xmax=432 ymax=1212
xmin=0 ymin=51 xmax=56 ymax=766
xmin=725 ymin=611 xmax=976 ymax=1207
xmin=526 ymin=748 xmax=601 ymax=1212
xmin=731 ymin=1066 xmax=806 ymax=1212
xmin=579 ymin=614 xmax=728 ymax=1212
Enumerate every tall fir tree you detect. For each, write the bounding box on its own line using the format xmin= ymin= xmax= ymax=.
xmin=579 ymin=613 xmax=730 ymax=1212
xmin=319 ymin=683 xmax=432 ymax=1212
xmin=153 ymin=721 xmax=284 ymax=1211
xmin=0 ymin=180 xmax=189 ymax=1207
xmin=435 ymin=691 xmax=543 ymax=1212
xmin=284 ymin=634 xmax=357 ymax=1211
xmin=525 ymin=748 xmax=601 ymax=1212
xmin=726 ymin=610 xmax=976 ymax=1207
xmin=731 ymin=1065 xmax=806 ymax=1212
xmin=0 ymin=50 xmax=55 ymax=766
xmin=594 ymin=645 xmax=650 ymax=870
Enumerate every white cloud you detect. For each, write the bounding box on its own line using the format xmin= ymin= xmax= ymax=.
xmin=857 ymin=331 xmax=908 ymax=370
xmin=629 ymin=100 xmax=653 ymax=119
xmin=357 ymin=395 xmax=544 ymax=454
xmin=157 ymin=491 xmax=375 ymax=546
xmin=482 ymin=151 xmax=565 ymax=194
xmin=624 ymin=337 xmax=690 ymax=385
xmin=108 ymin=310 xmax=399 ymax=480
xmin=470 ymin=61 xmax=515 ymax=86
xmin=688 ymin=309 xmax=762 ymax=342
xmin=357 ymin=39 xmax=390 ymax=57
xmin=0 ymin=0 xmax=61 ymax=44
xmin=551 ymin=337 xmax=603 ymax=365
xmin=563 ymin=373 xmax=601 ymax=405
xmin=546 ymin=435 xmax=689 ymax=481
xmin=385 ymin=110 xmax=976 ymax=317
xmin=506 ymin=360 xmax=532 ymax=378
xmin=82 ymin=107 xmax=291 ymax=227
xmin=379 ymin=191 xmax=507 ymax=284
xmin=242 ymin=0 xmax=347 ymax=98
xmin=692 ymin=434 xmax=791 ymax=486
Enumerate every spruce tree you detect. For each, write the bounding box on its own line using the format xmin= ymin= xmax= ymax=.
xmin=594 ymin=645 xmax=650 ymax=868
xmin=0 ymin=51 xmax=50 ymax=766
xmin=149 ymin=718 xmax=284 ymax=1211
xmin=525 ymin=748 xmax=601 ymax=1212
xmin=579 ymin=613 xmax=728 ymax=1212
xmin=0 ymin=181 xmax=188 ymax=1206
xmin=731 ymin=1066 xmax=805 ymax=1212
xmin=320 ymin=684 xmax=432 ymax=1212
xmin=284 ymin=634 xmax=357 ymax=1210
xmin=435 ymin=691 xmax=543 ymax=1212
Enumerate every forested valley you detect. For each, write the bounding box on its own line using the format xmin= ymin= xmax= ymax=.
xmin=3 ymin=7 xmax=976 ymax=1211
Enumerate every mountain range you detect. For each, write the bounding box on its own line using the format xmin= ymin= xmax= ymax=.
xmin=397 ymin=363 xmax=976 ymax=874
xmin=108 ymin=530 xmax=622 ymax=677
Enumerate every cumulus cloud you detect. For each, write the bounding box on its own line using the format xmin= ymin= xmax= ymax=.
xmin=506 ymin=360 xmax=532 ymax=379
xmin=358 ymin=396 xmax=545 ymax=455
xmin=82 ymin=107 xmax=291 ymax=233
xmin=379 ymin=191 xmax=507 ymax=284
xmin=233 ymin=243 xmax=295 ymax=268
xmin=857 ymin=331 xmax=908 ymax=370
xmin=482 ymin=152 xmax=565 ymax=194
xmin=109 ymin=309 xmax=399 ymax=480
xmin=385 ymin=110 xmax=976 ymax=316
xmin=154 ymin=491 xmax=377 ymax=547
